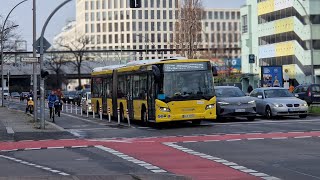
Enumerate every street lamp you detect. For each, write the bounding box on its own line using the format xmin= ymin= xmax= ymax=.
xmin=1 ymin=0 xmax=28 ymax=107
xmin=296 ymin=0 xmax=314 ymax=83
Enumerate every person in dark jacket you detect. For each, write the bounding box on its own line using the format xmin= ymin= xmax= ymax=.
xmin=247 ymin=85 xmax=253 ymax=94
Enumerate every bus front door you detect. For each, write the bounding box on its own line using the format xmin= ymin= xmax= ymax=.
xmin=127 ymin=76 xmax=134 ymax=120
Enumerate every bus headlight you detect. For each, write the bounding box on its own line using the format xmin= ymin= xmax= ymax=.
xmin=206 ymin=104 xmax=215 ymax=110
xmin=160 ymin=107 xmax=171 ymax=112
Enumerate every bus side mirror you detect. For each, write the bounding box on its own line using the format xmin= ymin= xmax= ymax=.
xmin=212 ymin=66 xmax=218 ymax=76
xmin=152 ymin=65 xmax=161 ymax=82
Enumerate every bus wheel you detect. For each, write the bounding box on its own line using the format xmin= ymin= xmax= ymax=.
xmin=141 ymin=109 xmax=148 ymax=126
xmin=192 ymin=120 xmax=201 ymax=125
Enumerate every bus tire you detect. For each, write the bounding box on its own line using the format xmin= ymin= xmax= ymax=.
xmin=192 ymin=120 xmax=201 ymax=125
xmin=141 ymin=105 xmax=148 ymax=126
xmin=120 ymin=104 xmax=125 ymax=122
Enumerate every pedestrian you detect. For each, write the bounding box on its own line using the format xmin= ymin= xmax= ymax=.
xmin=247 ymin=85 xmax=253 ymax=94
xmin=48 ymin=91 xmax=58 ymax=119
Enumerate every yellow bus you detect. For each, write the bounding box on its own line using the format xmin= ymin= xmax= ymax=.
xmin=91 ymin=58 xmax=218 ymax=125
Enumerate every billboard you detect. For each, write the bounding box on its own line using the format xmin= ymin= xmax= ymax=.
xmin=210 ymin=58 xmax=241 ymax=74
xmin=261 ymin=66 xmax=283 ymax=87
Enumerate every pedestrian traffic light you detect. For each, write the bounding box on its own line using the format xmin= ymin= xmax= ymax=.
xmin=130 ymin=0 xmax=141 ymax=8
xmin=40 ymin=70 xmax=49 ymax=79
xmin=249 ymin=54 xmax=255 ymax=64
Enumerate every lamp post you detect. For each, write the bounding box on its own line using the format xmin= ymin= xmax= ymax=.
xmin=296 ymin=0 xmax=314 ymax=83
xmin=1 ymin=0 xmax=28 ymax=107
xmin=39 ymin=0 xmax=72 ymax=129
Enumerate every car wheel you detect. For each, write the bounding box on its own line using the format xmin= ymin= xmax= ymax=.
xmin=265 ymin=106 xmax=273 ymax=119
xmin=299 ymin=114 xmax=307 ymax=118
xmin=247 ymin=117 xmax=255 ymax=121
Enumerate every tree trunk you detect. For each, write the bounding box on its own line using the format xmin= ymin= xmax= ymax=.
xmin=77 ymin=64 xmax=82 ymax=90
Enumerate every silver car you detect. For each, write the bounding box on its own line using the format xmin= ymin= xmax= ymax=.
xmin=250 ymin=87 xmax=308 ymax=119
xmin=215 ymin=86 xmax=257 ymax=121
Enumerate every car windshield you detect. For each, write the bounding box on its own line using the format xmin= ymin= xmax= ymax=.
xmin=12 ymin=92 xmax=19 ymax=95
xmin=215 ymin=88 xmax=245 ymax=97
xmin=162 ymin=70 xmax=215 ymax=101
xmin=264 ymin=89 xmax=294 ymax=98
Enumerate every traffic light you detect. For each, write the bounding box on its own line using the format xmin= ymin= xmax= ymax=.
xmin=249 ymin=54 xmax=255 ymax=64
xmin=130 ymin=0 xmax=141 ymax=8
xmin=40 ymin=70 xmax=49 ymax=79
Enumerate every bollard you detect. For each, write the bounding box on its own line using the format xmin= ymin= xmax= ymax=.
xmin=65 ymin=104 xmax=68 ymax=113
xmin=86 ymin=104 xmax=89 ymax=117
xmin=92 ymin=104 xmax=95 ymax=118
xmin=62 ymin=104 xmax=64 ymax=112
xmin=71 ymin=104 xmax=73 ymax=114
xmin=108 ymin=107 xmax=111 ymax=123
xmin=117 ymin=108 xmax=120 ymax=125
xmin=126 ymin=109 xmax=131 ymax=127
xmin=80 ymin=104 xmax=83 ymax=116
xmin=75 ymin=105 xmax=78 ymax=115
xmin=99 ymin=106 xmax=103 ymax=120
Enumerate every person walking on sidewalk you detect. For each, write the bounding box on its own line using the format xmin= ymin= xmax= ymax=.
xmin=48 ymin=91 xmax=58 ymax=120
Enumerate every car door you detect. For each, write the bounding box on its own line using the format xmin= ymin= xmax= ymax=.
xmin=250 ymin=89 xmax=262 ymax=114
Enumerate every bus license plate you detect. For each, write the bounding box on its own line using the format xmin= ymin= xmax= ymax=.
xmin=183 ymin=114 xmax=195 ymax=118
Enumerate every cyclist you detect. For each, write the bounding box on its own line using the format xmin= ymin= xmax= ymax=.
xmin=48 ymin=91 xmax=58 ymax=120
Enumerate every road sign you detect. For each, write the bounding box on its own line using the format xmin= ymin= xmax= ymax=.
xmin=21 ymin=57 xmax=39 ymax=63
xmin=33 ymin=37 xmax=51 ymax=53
xmin=249 ymin=54 xmax=255 ymax=64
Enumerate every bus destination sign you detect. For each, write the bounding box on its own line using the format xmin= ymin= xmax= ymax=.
xmin=164 ymin=62 xmax=207 ymax=72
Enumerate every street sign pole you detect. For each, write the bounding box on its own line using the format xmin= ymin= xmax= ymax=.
xmin=33 ymin=0 xmax=38 ymax=124
xmin=39 ymin=0 xmax=72 ymax=129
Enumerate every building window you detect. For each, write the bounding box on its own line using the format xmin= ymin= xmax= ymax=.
xmin=97 ymin=23 xmax=101 ymax=32
xmin=108 ymin=11 xmax=112 ymax=20
xmin=96 ymin=0 xmax=100 ymax=9
xmin=231 ymin=12 xmax=235 ymax=19
xmin=145 ymin=10 xmax=149 ymax=19
xmin=202 ymin=11 xmax=207 ymax=19
xmin=220 ymin=11 xmax=224 ymax=19
xmin=157 ymin=10 xmax=161 ymax=19
xmin=214 ymin=12 xmax=218 ymax=19
xmin=108 ymin=23 xmax=112 ymax=31
xmin=126 ymin=22 xmax=130 ymax=31
xmin=151 ymin=10 xmax=155 ymax=19
xmin=127 ymin=34 xmax=130 ymax=43
xmin=237 ymin=12 xmax=240 ymax=19
xmin=102 ymin=12 xmax=106 ymax=20
xmin=151 ymin=22 xmax=155 ymax=30
xmin=114 ymin=0 xmax=117 ymax=8
xmin=157 ymin=0 xmax=161 ymax=8
xmin=242 ymin=15 xmax=248 ymax=33
xmin=85 ymin=1 xmax=89 ymax=10
xmin=163 ymin=33 xmax=167 ymax=42
xmin=108 ymin=0 xmax=112 ymax=9
xmin=97 ymin=12 xmax=100 ymax=21
xmin=85 ymin=13 xmax=89 ymax=22
xmin=90 ymin=0 xmax=94 ymax=10
xmin=120 ymin=0 xmax=124 ymax=8
xmin=103 ymin=35 xmax=107 ymax=43
xmin=228 ymin=22 xmax=232 ymax=31
xmin=163 ymin=0 xmax=166 ymax=8
xmin=234 ymin=22 xmax=238 ymax=31
xmin=226 ymin=12 xmax=230 ymax=19
xmin=139 ymin=10 xmax=142 ymax=19
xmin=132 ymin=22 xmax=136 ymax=31
xmin=102 ymin=0 xmax=106 ymax=9
xmin=91 ymin=24 xmax=95 ymax=33
xmin=85 ymin=24 xmax=89 ymax=33
xmin=209 ymin=11 xmax=213 ymax=19
xmin=169 ymin=0 xmax=172 ymax=8
xmin=211 ymin=22 xmax=214 ymax=31
xmin=145 ymin=22 xmax=149 ymax=31
xmin=151 ymin=0 xmax=154 ymax=7
xmin=157 ymin=33 xmax=161 ymax=42
xmin=163 ymin=10 xmax=167 ymax=19
xmin=97 ymin=35 xmax=101 ymax=44
xmin=169 ymin=10 xmax=173 ymax=19
xmin=163 ymin=22 xmax=167 ymax=31
xmin=139 ymin=22 xmax=143 ymax=31
xmin=114 ymin=11 xmax=118 ymax=20
xmin=115 ymin=23 xmax=118 ymax=31
xmin=157 ymin=22 xmax=161 ymax=31
xmin=144 ymin=0 xmax=148 ymax=7
xmin=169 ymin=22 xmax=173 ymax=31
xmin=121 ymin=22 xmax=124 ymax=31
xmin=132 ymin=10 xmax=136 ymax=19
xmin=115 ymin=34 xmax=118 ymax=43
xmin=91 ymin=12 xmax=94 ymax=21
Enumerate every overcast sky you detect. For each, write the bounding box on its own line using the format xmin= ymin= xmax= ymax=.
xmin=0 ymin=0 xmax=245 ymax=50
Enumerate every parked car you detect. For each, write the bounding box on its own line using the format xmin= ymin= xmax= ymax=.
xmin=293 ymin=84 xmax=320 ymax=105
xmin=20 ymin=92 xmax=29 ymax=101
xmin=81 ymin=92 xmax=92 ymax=113
xmin=66 ymin=91 xmax=77 ymax=104
xmin=11 ymin=92 xmax=20 ymax=99
xmin=215 ymin=86 xmax=257 ymax=121
xmin=250 ymin=87 xmax=308 ymax=119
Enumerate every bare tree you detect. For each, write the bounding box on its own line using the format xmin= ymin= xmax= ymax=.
xmin=0 ymin=17 xmax=20 ymax=63
xmin=44 ymin=52 xmax=69 ymax=88
xmin=175 ymin=0 xmax=204 ymax=59
xmin=56 ymin=35 xmax=92 ymax=90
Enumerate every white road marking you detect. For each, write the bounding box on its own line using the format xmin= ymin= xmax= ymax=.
xmin=164 ymin=143 xmax=280 ymax=180
xmin=271 ymin=137 xmax=288 ymax=140
xmin=95 ymin=145 xmax=167 ymax=173
xmin=0 ymin=155 xmax=69 ymax=176
xmin=247 ymin=138 xmax=265 ymax=140
xmin=227 ymin=139 xmax=241 ymax=141
xmin=294 ymin=136 xmax=312 ymax=139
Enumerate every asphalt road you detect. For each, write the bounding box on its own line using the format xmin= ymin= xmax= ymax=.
xmin=1 ymin=99 xmax=320 ymax=179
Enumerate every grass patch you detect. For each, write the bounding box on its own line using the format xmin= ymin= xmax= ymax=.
xmin=309 ymin=106 xmax=320 ymax=114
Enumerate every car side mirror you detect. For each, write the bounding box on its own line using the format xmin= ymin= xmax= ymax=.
xmin=257 ymin=95 xmax=263 ymax=99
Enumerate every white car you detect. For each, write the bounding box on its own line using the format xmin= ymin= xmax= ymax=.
xmin=81 ymin=92 xmax=92 ymax=113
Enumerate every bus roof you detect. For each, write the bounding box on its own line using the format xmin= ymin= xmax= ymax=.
xmin=92 ymin=57 xmax=210 ymax=76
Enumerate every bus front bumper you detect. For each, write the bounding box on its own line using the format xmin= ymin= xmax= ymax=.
xmin=155 ymin=110 xmax=217 ymax=123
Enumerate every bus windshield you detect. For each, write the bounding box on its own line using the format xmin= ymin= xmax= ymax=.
xmin=162 ymin=70 xmax=215 ymax=101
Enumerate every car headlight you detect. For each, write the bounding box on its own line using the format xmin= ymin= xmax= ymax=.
xmin=301 ymin=103 xmax=308 ymax=107
xmin=248 ymin=100 xmax=255 ymax=104
xmin=159 ymin=107 xmax=170 ymax=112
xmin=218 ymin=102 xmax=229 ymax=105
xmin=206 ymin=104 xmax=215 ymax=110
xmin=273 ymin=103 xmax=284 ymax=107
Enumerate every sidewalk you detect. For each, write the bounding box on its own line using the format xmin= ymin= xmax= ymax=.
xmin=0 ymin=107 xmax=73 ymax=141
